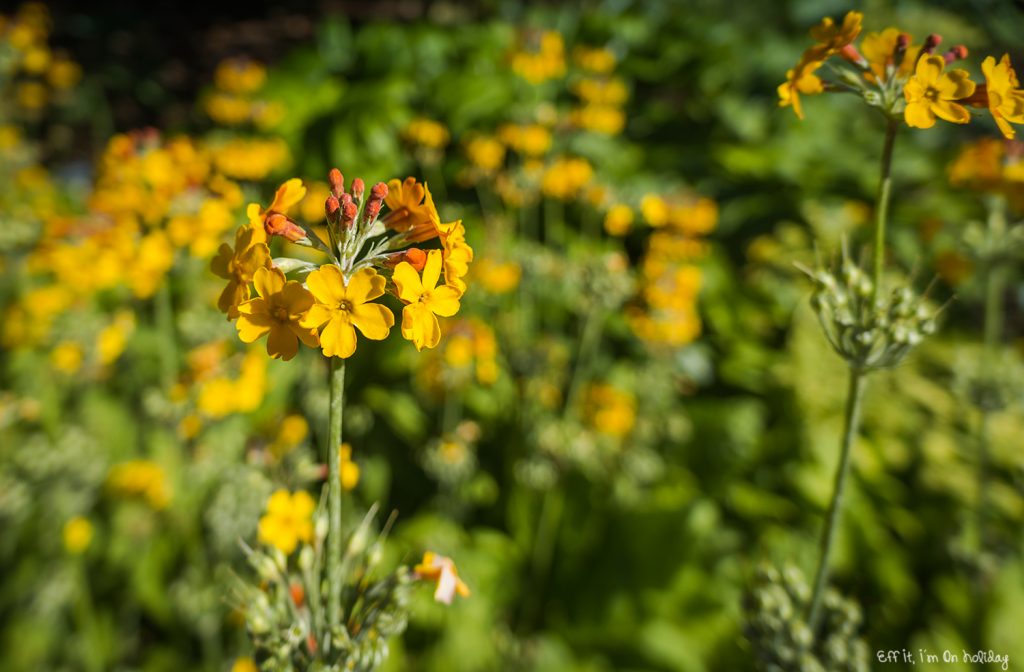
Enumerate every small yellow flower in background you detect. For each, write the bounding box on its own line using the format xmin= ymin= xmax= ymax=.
xmin=258 ymin=489 xmax=315 ymax=555
xmin=230 ymin=657 xmax=258 ymax=672
xmin=128 ymin=231 xmax=175 ymax=299
xmin=413 ymin=551 xmax=470 ymax=604
xmin=50 ymin=341 xmax=83 ymax=373
xmin=211 ymin=226 xmax=272 ymax=319
xmin=273 ymin=414 xmax=309 ymax=458
xmin=404 ymin=118 xmax=450 ymax=149
xmin=21 ymin=45 xmax=50 ymax=73
xmin=540 ymin=157 xmax=593 ymax=200
xmin=210 ymin=138 xmax=289 ymax=181
xmin=574 ymin=46 xmax=616 ymax=74
xmin=340 ymin=443 xmax=360 ymax=491
xmin=904 ymin=55 xmax=976 ymax=129
xmin=107 ymin=460 xmax=171 ymax=509
xmin=604 ymin=204 xmax=634 ymax=236
xmin=464 ymin=136 xmax=505 ymax=174
xmin=47 ymin=55 xmax=81 ymax=89
xmin=585 ymin=384 xmax=637 ymax=439
xmin=299 ymin=181 xmax=331 ymax=224
xmin=395 ymin=250 xmax=463 ymax=351
xmin=16 ymin=81 xmax=47 ymax=110
xmin=980 ymin=54 xmax=1024 ymax=139
xmin=300 ymin=266 xmax=394 ymax=359
xmin=640 ymin=194 xmax=670 ymax=227
xmin=510 ymin=30 xmax=566 ymax=84
xmin=97 ymin=311 xmax=135 ymax=366
xmin=178 ymin=414 xmax=202 ymax=440
xmin=214 ymin=58 xmax=267 ymax=94
xmin=497 ymin=123 xmax=552 ymax=157
xmin=472 ymin=258 xmax=520 ymax=295
xmin=63 ymin=516 xmax=93 ymax=554
xmin=236 ymin=267 xmax=319 ymax=361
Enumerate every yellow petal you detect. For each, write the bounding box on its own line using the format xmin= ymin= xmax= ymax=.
xmin=904 ymin=101 xmax=935 ymax=128
xmin=306 ymin=264 xmax=346 ymax=306
xmin=253 ymin=267 xmax=285 ymax=299
xmin=915 ymin=55 xmax=944 ymax=86
xmin=210 ymin=244 xmax=232 ymax=279
xmin=290 ymin=322 xmax=320 ymax=349
xmin=346 ymin=267 xmax=386 ymax=303
xmin=937 ymin=69 xmax=975 ymax=100
xmin=300 ymin=304 xmax=333 ymax=329
xmin=236 ymin=309 xmax=273 ymax=342
xmin=267 ymin=324 xmax=299 ymax=360
xmin=932 ymin=99 xmax=971 ymax=124
xmin=422 ymin=249 xmax=443 ymax=290
xmin=392 ymin=261 xmax=424 ymax=303
xmin=350 ymin=302 xmax=394 ymax=340
xmin=320 ymin=315 xmax=357 ymax=358
xmin=269 ymin=178 xmax=307 ymax=213
xmin=427 ymin=285 xmax=462 ymax=317
xmin=280 ymin=282 xmax=315 ymax=316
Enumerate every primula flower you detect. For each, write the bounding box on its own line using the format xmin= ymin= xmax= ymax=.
xmin=413 ymin=551 xmax=470 ymax=604
xmin=394 ymin=250 xmax=462 ymax=351
xmin=807 ymin=11 xmax=863 ymax=58
xmin=210 ymin=225 xmax=271 ymax=319
xmin=382 ymin=177 xmax=440 ymax=241
xmin=247 ymin=178 xmax=306 ymax=240
xmin=257 ymin=489 xmax=315 ymax=555
xmin=299 ymin=265 xmax=394 ymax=359
xmin=440 ymin=220 xmax=474 ymax=293
xmin=980 ymin=54 xmax=1024 ymax=139
xmin=236 ymin=267 xmax=319 ymax=361
xmin=904 ymin=55 xmax=976 ymax=129
xmin=778 ymin=56 xmax=825 ymax=120
xmin=861 ymin=28 xmax=919 ymax=81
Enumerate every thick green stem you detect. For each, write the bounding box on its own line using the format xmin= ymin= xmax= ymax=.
xmin=327 ymin=357 xmax=346 ymax=636
xmin=807 ymin=367 xmax=866 ymax=631
xmin=871 ymin=120 xmax=898 ymax=304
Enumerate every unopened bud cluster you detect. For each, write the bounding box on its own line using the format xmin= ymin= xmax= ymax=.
xmin=802 ymin=253 xmax=939 ymax=371
xmin=743 ymin=564 xmax=868 ymax=672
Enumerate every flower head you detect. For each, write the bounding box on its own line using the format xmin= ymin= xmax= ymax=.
xmin=808 ymin=11 xmax=863 ymax=58
xmin=382 ymin=177 xmax=440 ymax=241
xmin=981 ymin=54 xmax=1024 ymax=139
xmin=904 ymin=55 xmax=976 ymax=129
xmin=63 ymin=516 xmax=94 ymax=554
xmin=440 ymin=220 xmax=474 ymax=293
xmin=211 ymin=225 xmax=272 ymax=319
xmin=236 ymin=267 xmax=319 ymax=361
xmin=300 ymin=265 xmax=394 ymax=359
xmin=247 ymin=178 xmax=306 ymax=241
xmin=258 ymin=489 xmax=315 ymax=555
xmin=394 ymin=250 xmax=462 ymax=351
xmin=413 ymin=551 xmax=470 ymax=604
xmin=778 ymin=56 xmax=825 ymax=120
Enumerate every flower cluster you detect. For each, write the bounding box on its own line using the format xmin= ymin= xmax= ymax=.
xmin=216 ymin=170 xmax=472 ymax=360
xmin=106 ymin=460 xmax=172 ymax=510
xmin=570 ymin=51 xmax=628 ymax=135
xmin=779 ymin=11 xmax=1024 ymax=138
xmin=510 ymin=30 xmax=566 ymax=84
xmin=0 ymin=3 xmax=80 ymax=114
xmin=626 ymin=196 xmax=717 ymax=347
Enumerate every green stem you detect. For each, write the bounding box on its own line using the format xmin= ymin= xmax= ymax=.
xmin=871 ymin=120 xmax=898 ymax=304
xmin=327 ymin=356 xmax=346 ymax=639
xmin=564 ymin=306 xmax=605 ymax=418
xmin=525 ymin=486 xmax=565 ymax=629
xmin=807 ymin=367 xmax=866 ymax=631
xmin=155 ymin=281 xmax=177 ymax=390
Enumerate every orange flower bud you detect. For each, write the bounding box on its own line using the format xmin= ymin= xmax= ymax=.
xmin=328 ymin=168 xmax=344 ymax=197
xmin=384 ymin=247 xmax=427 ymax=271
xmin=326 ymin=195 xmax=341 ymax=224
xmin=290 ymin=582 xmax=305 ymax=607
xmin=351 ymin=178 xmax=364 ymax=204
xmin=944 ymin=45 xmax=967 ymax=64
xmin=264 ymin=213 xmax=306 ymax=242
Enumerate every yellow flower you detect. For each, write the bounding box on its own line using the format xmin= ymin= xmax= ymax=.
xmin=258 ymin=489 xmax=315 ymax=555
xmin=97 ymin=311 xmax=134 ymax=365
xmin=497 ymin=123 xmax=552 ymax=157
xmin=404 ymin=118 xmax=450 ymax=149
xmin=214 ymin=58 xmax=266 ymax=94
xmin=47 ymin=56 xmax=81 ymax=89
xmin=211 ymin=225 xmax=272 ymax=319
xmin=51 ymin=342 xmax=83 ymax=373
xmin=860 ymin=28 xmax=919 ymax=82
xmin=413 ymin=551 xmax=470 ymax=604
xmin=540 ymin=157 xmax=593 ymax=200
xmin=340 ymin=443 xmax=360 ymax=491
xmin=472 ymin=258 xmax=520 ymax=295
xmin=16 ymin=81 xmax=47 ymax=110
xmin=778 ymin=56 xmax=824 ymax=120
xmin=904 ymin=55 xmax=976 ymax=129
xmin=63 ymin=516 xmax=93 ymax=554
xmin=640 ymin=194 xmax=670 ymax=227
xmin=440 ymin=220 xmax=473 ymax=293
xmin=236 ymin=267 xmax=319 ymax=361
xmin=574 ymin=46 xmax=616 ymax=74
xmin=394 ymin=250 xmax=462 ymax=351
xmin=231 ymin=657 xmax=258 ymax=672
xmin=981 ymin=54 xmax=1024 ymax=139
xmin=604 ymin=204 xmax=634 ymax=236
xmin=273 ymin=414 xmax=309 ymax=457
xmin=383 ymin=177 xmax=440 ymax=241
xmin=107 ymin=460 xmax=171 ymax=509
xmin=807 ymin=11 xmax=862 ymax=57
xmin=300 ymin=266 xmax=394 ymax=359
xmin=464 ymin=136 xmax=505 ymax=174
xmin=586 ymin=384 xmax=637 ymax=439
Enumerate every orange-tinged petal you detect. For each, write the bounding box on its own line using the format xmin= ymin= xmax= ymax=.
xmin=932 ymin=99 xmax=971 ymax=124
xmin=393 ymin=261 xmax=424 ymax=303
xmin=267 ymin=324 xmax=299 ymax=360
xmin=350 ymin=302 xmax=394 ymax=340
xmin=269 ymin=178 xmax=307 ymax=214
xmin=320 ymin=315 xmax=357 ymax=358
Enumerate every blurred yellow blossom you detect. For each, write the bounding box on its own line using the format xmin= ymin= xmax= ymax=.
xmin=231 ymin=658 xmax=259 ymax=672
xmin=50 ymin=341 xmax=83 ymax=374
xmin=604 ymin=204 xmax=634 ymax=236
xmin=472 ymin=258 xmax=520 ymax=294
xmin=63 ymin=516 xmax=93 ymax=554
xmin=340 ymin=443 xmax=360 ymax=491
xmin=540 ymin=157 xmax=593 ymax=200
xmin=107 ymin=460 xmax=171 ymax=509
xmin=413 ymin=551 xmax=470 ymax=604
xmin=979 ymin=54 xmax=1024 ymax=139
xmin=574 ymin=46 xmax=616 ymax=74
xmin=464 ymin=136 xmax=505 ymax=174
xmin=273 ymin=415 xmax=310 ymax=457
xmin=904 ymin=55 xmax=975 ymax=129
xmin=404 ymin=118 xmax=450 ymax=149
xmin=258 ymin=489 xmax=315 ymax=555
xmin=585 ymin=384 xmax=637 ymax=439
xmin=510 ymin=30 xmax=566 ymax=84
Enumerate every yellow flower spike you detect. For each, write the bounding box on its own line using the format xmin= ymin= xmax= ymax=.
xmin=394 ymin=250 xmax=462 ymax=351
xmin=299 ymin=266 xmax=394 ymax=359
xmin=236 ymin=267 xmax=319 ymax=361
xmin=981 ymin=54 xmax=1024 ymax=139
xmin=904 ymin=55 xmax=976 ymax=129
xmin=211 ymin=226 xmax=272 ymax=319
xmin=413 ymin=551 xmax=470 ymax=604
xmin=257 ymin=489 xmax=315 ymax=555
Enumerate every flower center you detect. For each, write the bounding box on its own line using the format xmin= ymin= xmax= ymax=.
xmin=273 ymin=306 xmax=290 ymax=322
xmin=924 ymin=86 xmax=939 ymax=102
xmin=339 ymin=299 xmax=353 ymax=313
